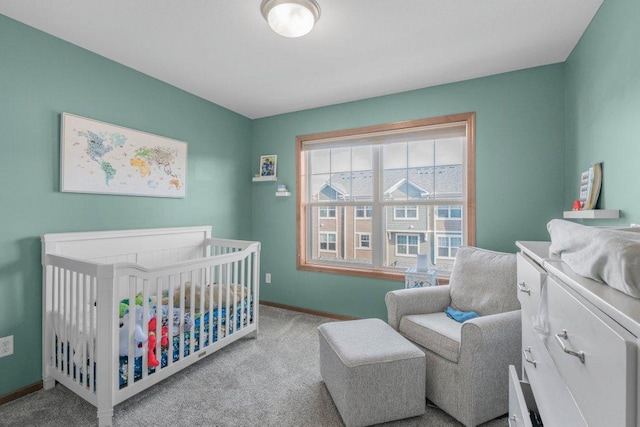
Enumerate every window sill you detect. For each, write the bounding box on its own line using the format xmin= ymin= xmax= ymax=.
xmin=297 ymin=262 xmax=451 ymax=283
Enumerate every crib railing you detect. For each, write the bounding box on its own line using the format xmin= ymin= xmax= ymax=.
xmin=42 ymin=238 xmax=260 ymax=409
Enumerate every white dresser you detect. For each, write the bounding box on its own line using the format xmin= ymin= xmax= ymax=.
xmin=510 ymin=241 xmax=640 ymax=427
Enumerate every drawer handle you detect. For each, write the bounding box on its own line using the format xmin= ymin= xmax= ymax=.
xmin=517 ymin=281 xmax=531 ymax=295
xmin=523 ymin=346 xmax=537 ymax=368
xmin=508 ymin=415 xmax=517 ymax=426
xmin=555 ymin=329 xmax=586 ymax=363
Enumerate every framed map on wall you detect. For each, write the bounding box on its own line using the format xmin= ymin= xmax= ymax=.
xmin=60 ymin=113 xmax=187 ymax=198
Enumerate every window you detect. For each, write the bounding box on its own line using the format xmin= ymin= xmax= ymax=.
xmin=357 ymin=233 xmax=371 ymax=249
xmin=319 ymin=232 xmax=337 ymax=252
xmin=437 ymin=234 xmax=462 ymax=259
xmin=319 ymin=206 xmax=336 ymax=218
xmin=394 ymin=206 xmax=418 ymax=220
xmin=297 ymin=113 xmax=475 ymax=280
xmin=396 ymin=234 xmax=419 ymax=256
xmin=355 ymin=206 xmax=372 ymax=218
xmin=437 ymin=205 xmax=462 ymax=218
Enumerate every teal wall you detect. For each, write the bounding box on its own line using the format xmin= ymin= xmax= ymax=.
xmin=565 ymin=0 xmax=640 ymax=225
xmin=252 ymin=64 xmax=566 ymax=319
xmin=0 ymin=16 xmax=253 ymax=396
xmin=3 ymin=0 xmax=638 ymax=400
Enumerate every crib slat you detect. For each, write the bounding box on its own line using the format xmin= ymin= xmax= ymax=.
xmin=141 ymin=278 xmax=150 ymax=381
xmin=126 ymin=275 xmax=136 ymax=388
xmin=225 ymin=263 xmax=231 ymax=337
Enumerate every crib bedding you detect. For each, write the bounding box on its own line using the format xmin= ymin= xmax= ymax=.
xmin=54 ymin=299 xmax=253 ymax=389
xmin=118 ymin=300 xmax=253 ymax=387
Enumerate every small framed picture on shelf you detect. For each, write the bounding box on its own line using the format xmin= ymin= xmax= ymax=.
xmin=260 ymin=154 xmax=277 ymax=178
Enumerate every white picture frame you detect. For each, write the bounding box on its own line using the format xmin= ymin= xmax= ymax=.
xmin=60 ymin=113 xmax=187 ymax=198
xmin=259 ymin=154 xmax=277 ymax=178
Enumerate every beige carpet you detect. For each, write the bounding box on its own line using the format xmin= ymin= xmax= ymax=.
xmin=0 ymin=305 xmax=507 ymax=426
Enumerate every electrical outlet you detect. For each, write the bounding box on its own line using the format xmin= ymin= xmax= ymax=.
xmin=0 ymin=335 xmax=14 ymax=358
xmin=265 ymin=273 xmax=272 ymax=284
xmin=631 ymin=223 xmax=640 ymax=228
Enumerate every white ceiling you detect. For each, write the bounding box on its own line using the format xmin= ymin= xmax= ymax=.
xmin=0 ymin=0 xmax=603 ymax=119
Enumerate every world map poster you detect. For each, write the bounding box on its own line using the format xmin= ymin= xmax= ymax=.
xmin=61 ymin=113 xmax=187 ymax=198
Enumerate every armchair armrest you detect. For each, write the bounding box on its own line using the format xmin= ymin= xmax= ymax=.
xmin=385 ymin=285 xmax=451 ymax=330
xmin=460 ymin=309 xmax=522 ymax=367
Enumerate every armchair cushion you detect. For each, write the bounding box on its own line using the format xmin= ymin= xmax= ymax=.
xmin=449 ymin=246 xmax=518 ymax=316
xmin=400 ymin=312 xmax=462 ymax=362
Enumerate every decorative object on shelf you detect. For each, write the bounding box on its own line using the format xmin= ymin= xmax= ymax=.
xmin=577 ymin=162 xmax=602 ymax=210
xmin=260 ymin=0 xmax=321 ymax=38
xmin=60 ymin=113 xmax=187 ymax=198
xmin=275 ymin=183 xmax=291 ymax=196
xmin=259 ymin=154 xmax=277 ymax=178
xmin=572 ymin=199 xmax=582 ymax=211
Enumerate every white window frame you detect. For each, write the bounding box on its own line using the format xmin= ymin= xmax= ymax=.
xmin=395 ymin=234 xmax=420 ymax=257
xmin=319 ymin=232 xmax=337 ymax=252
xmin=356 ymin=232 xmax=371 ymax=249
xmin=436 ymin=234 xmax=462 ymax=259
xmin=296 ymin=113 xmax=475 ymax=281
xmin=355 ymin=206 xmax=372 ymax=219
xmin=319 ymin=206 xmax=336 ymax=218
xmin=436 ymin=205 xmax=462 ymax=219
xmin=393 ymin=205 xmax=418 ymax=220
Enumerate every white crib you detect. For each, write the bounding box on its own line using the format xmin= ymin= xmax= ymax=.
xmin=41 ymin=226 xmax=260 ymax=427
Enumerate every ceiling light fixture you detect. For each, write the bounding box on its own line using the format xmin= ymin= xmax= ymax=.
xmin=260 ymin=0 xmax=321 ymax=38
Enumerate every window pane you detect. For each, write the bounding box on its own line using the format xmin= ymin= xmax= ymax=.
xmin=310 ymin=149 xmax=330 ymax=174
xmin=434 ymin=138 xmax=464 ymax=199
xmin=408 ymin=140 xmax=434 ymax=168
xmin=311 ymin=173 xmax=332 ymax=201
xmin=352 ymin=146 xmax=372 ymax=171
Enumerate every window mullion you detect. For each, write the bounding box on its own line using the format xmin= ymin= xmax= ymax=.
xmin=371 ymin=146 xmax=383 ymax=268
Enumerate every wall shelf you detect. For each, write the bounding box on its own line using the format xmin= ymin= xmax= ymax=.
xmin=275 ymin=191 xmax=291 ymax=197
xmin=563 ymin=209 xmax=620 ymax=219
xmin=252 ymin=176 xmax=277 ymax=182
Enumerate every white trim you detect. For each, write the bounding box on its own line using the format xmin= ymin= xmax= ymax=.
xmin=393 ymin=205 xmax=419 ymax=220
xmin=318 ymin=206 xmax=337 ymax=218
xmin=395 ymin=233 xmax=420 ymax=257
xmin=356 ymin=232 xmax=371 ymax=249
xmin=319 ymin=231 xmax=337 ymax=253
xmin=436 ymin=233 xmax=462 ymax=259
xmin=355 ymin=205 xmax=372 ymax=219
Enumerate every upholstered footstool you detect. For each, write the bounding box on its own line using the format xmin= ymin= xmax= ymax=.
xmin=318 ymin=318 xmax=426 ymax=427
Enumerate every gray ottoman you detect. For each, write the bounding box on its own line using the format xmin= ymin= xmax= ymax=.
xmin=318 ymin=318 xmax=426 ymax=427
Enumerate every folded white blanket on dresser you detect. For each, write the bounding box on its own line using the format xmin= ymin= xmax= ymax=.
xmin=547 ymin=219 xmax=640 ymax=298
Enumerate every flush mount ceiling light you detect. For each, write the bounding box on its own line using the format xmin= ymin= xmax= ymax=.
xmin=261 ymin=0 xmax=321 ymax=38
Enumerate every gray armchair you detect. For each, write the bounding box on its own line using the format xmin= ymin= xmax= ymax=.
xmin=385 ymin=246 xmax=521 ymax=427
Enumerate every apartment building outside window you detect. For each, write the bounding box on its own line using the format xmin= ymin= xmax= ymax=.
xmin=297 ymin=113 xmax=475 ymax=280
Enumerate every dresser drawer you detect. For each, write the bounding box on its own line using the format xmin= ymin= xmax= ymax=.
xmin=521 ymin=314 xmax=586 ymax=426
xmin=516 ymin=253 xmax=546 ymax=317
xmin=508 ymin=365 xmax=535 ymax=427
xmin=547 ymin=277 xmax=637 ymax=427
